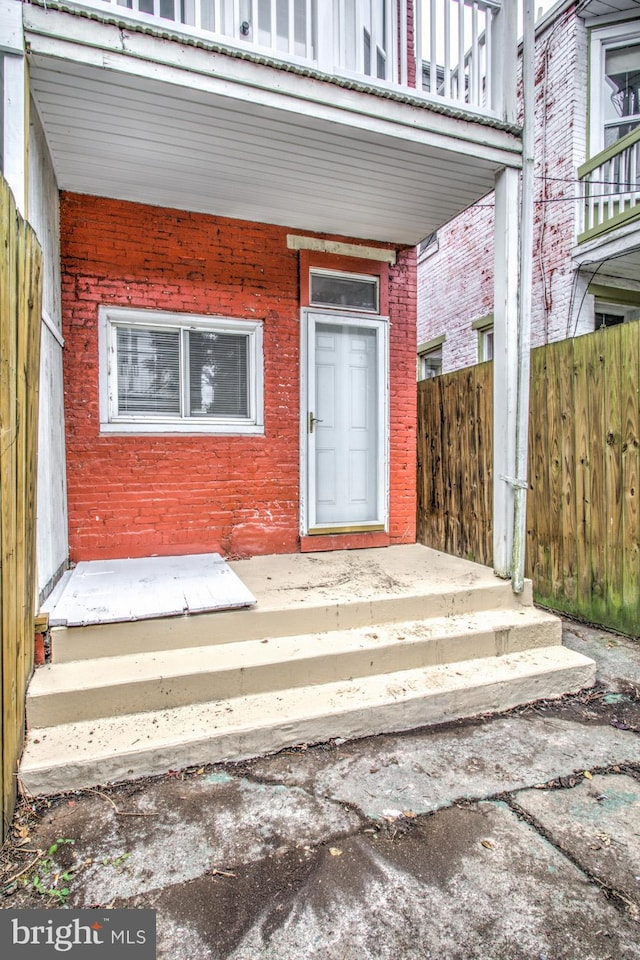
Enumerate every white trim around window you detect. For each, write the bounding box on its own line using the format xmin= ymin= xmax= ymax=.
xmin=589 ymin=21 xmax=640 ymax=156
xmin=99 ymin=307 xmax=264 ymax=435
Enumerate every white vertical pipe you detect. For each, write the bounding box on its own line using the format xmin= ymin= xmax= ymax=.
xmin=493 ymin=165 xmax=520 ymax=580
xmin=511 ymin=0 xmax=535 ymax=594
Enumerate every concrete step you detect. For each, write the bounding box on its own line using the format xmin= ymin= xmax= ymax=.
xmin=28 ymin=608 xmax=563 ymax=727
xmin=50 ymin=554 xmax=537 ymax=663
xmin=19 ymin=645 xmax=596 ymax=796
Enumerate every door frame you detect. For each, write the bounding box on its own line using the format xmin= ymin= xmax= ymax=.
xmin=299 ymin=307 xmax=389 ymax=536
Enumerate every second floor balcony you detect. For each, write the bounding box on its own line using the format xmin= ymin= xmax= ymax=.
xmin=53 ymin=0 xmax=511 ymax=120
xmin=22 ymin=0 xmax=521 ymax=245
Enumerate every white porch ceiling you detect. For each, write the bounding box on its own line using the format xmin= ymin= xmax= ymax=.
xmin=29 ymin=54 xmax=512 ymax=246
xmin=582 ymin=248 xmax=640 ymax=285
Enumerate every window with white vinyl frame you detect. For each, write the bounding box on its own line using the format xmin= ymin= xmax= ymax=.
xmin=589 ymin=23 xmax=640 ymax=155
xmin=99 ymin=308 xmax=264 ymax=434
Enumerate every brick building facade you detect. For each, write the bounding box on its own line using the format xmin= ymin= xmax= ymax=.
xmin=61 ymin=194 xmax=417 ymax=561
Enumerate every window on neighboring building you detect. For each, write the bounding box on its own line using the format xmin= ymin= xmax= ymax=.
xmin=472 ymin=315 xmax=494 ymax=362
xmin=596 ymin=310 xmax=625 ymax=328
xmin=603 ymin=42 xmax=640 ymax=148
xmin=418 ymin=232 xmax=439 ymax=261
xmin=594 ymin=298 xmax=640 ymax=329
xmin=590 ymin=26 xmax=640 ymax=153
xmin=99 ymin=308 xmax=263 ymax=434
xmin=417 ymin=335 xmax=445 ymax=380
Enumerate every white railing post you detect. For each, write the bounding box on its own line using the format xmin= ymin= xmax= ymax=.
xmin=489 ymin=0 xmax=517 ymax=122
xmin=317 ymin=1 xmax=336 ymax=74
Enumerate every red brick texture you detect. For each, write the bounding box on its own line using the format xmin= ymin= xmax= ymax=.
xmin=61 ymin=194 xmax=417 ymax=561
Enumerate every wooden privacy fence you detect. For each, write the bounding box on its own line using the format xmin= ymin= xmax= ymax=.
xmin=417 ymin=323 xmax=640 ymax=638
xmin=0 ymin=176 xmax=43 ymax=840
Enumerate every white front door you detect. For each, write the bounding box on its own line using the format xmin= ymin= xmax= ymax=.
xmin=304 ymin=312 xmax=387 ymax=532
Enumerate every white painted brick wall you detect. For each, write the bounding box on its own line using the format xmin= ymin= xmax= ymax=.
xmin=418 ymin=8 xmax=593 ymax=372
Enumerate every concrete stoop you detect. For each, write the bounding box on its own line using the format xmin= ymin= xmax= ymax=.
xmin=20 ymin=566 xmax=595 ymax=796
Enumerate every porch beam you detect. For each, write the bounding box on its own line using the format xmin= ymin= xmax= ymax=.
xmin=492 ymin=165 xmax=519 ymax=579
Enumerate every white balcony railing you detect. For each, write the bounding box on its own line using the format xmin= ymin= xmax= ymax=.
xmin=579 ymin=127 xmax=640 ymax=240
xmin=78 ymin=0 xmax=509 ymax=117
xmin=416 ymin=0 xmax=499 ymax=111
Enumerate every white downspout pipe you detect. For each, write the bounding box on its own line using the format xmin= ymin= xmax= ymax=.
xmin=511 ymin=0 xmax=535 ymax=593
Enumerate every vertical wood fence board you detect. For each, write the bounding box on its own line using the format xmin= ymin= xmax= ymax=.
xmin=0 ymin=187 xmax=10 ymax=836
xmin=0 ymin=176 xmax=42 ymax=840
xmin=586 ymin=331 xmax=607 ymax=623
xmin=604 ymin=326 xmax=624 ymax=628
xmin=559 ymin=338 xmax=577 ymax=605
xmin=621 ymin=322 xmax=640 ymax=632
xmin=1 ymin=191 xmax=19 ymax=831
xmin=574 ymin=338 xmax=593 ymax=616
xmin=530 ymin=346 xmax=553 ymax=600
xmin=548 ymin=343 xmax=564 ymax=599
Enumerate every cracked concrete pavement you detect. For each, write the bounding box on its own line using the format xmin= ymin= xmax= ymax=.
xmin=2 ymin=620 xmax=639 ymax=959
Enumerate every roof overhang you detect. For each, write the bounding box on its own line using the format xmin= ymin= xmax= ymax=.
xmin=573 ymin=219 xmax=640 ymax=286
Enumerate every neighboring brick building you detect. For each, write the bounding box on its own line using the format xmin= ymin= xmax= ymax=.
xmin=418 ymin=0 xmax=640 ymax=375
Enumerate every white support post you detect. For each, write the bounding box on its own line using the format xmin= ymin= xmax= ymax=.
xmin=1 ymin=0 xmax=27 ymax=216
xmin=492 ymin=165 xmax=520 ymax=579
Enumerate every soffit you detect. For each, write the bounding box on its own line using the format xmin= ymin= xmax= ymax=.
xmin=29 ymin=54 xmax=506 ymax=246
xmin=579 ymin=0 xmax=640 ymax=18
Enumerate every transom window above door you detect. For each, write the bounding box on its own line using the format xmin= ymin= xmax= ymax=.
xmin=309 ymin=269 xmax=380 ymax=313
xmin=99 ymin=308 xmax=263 ymax=434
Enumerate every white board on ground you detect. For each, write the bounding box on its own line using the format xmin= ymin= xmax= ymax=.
xmin=44 ymin=553 xmax=257 ymax=627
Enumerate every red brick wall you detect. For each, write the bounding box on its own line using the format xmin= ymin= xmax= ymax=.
xmin=61 ymin=194 xmax=417 ymax=561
